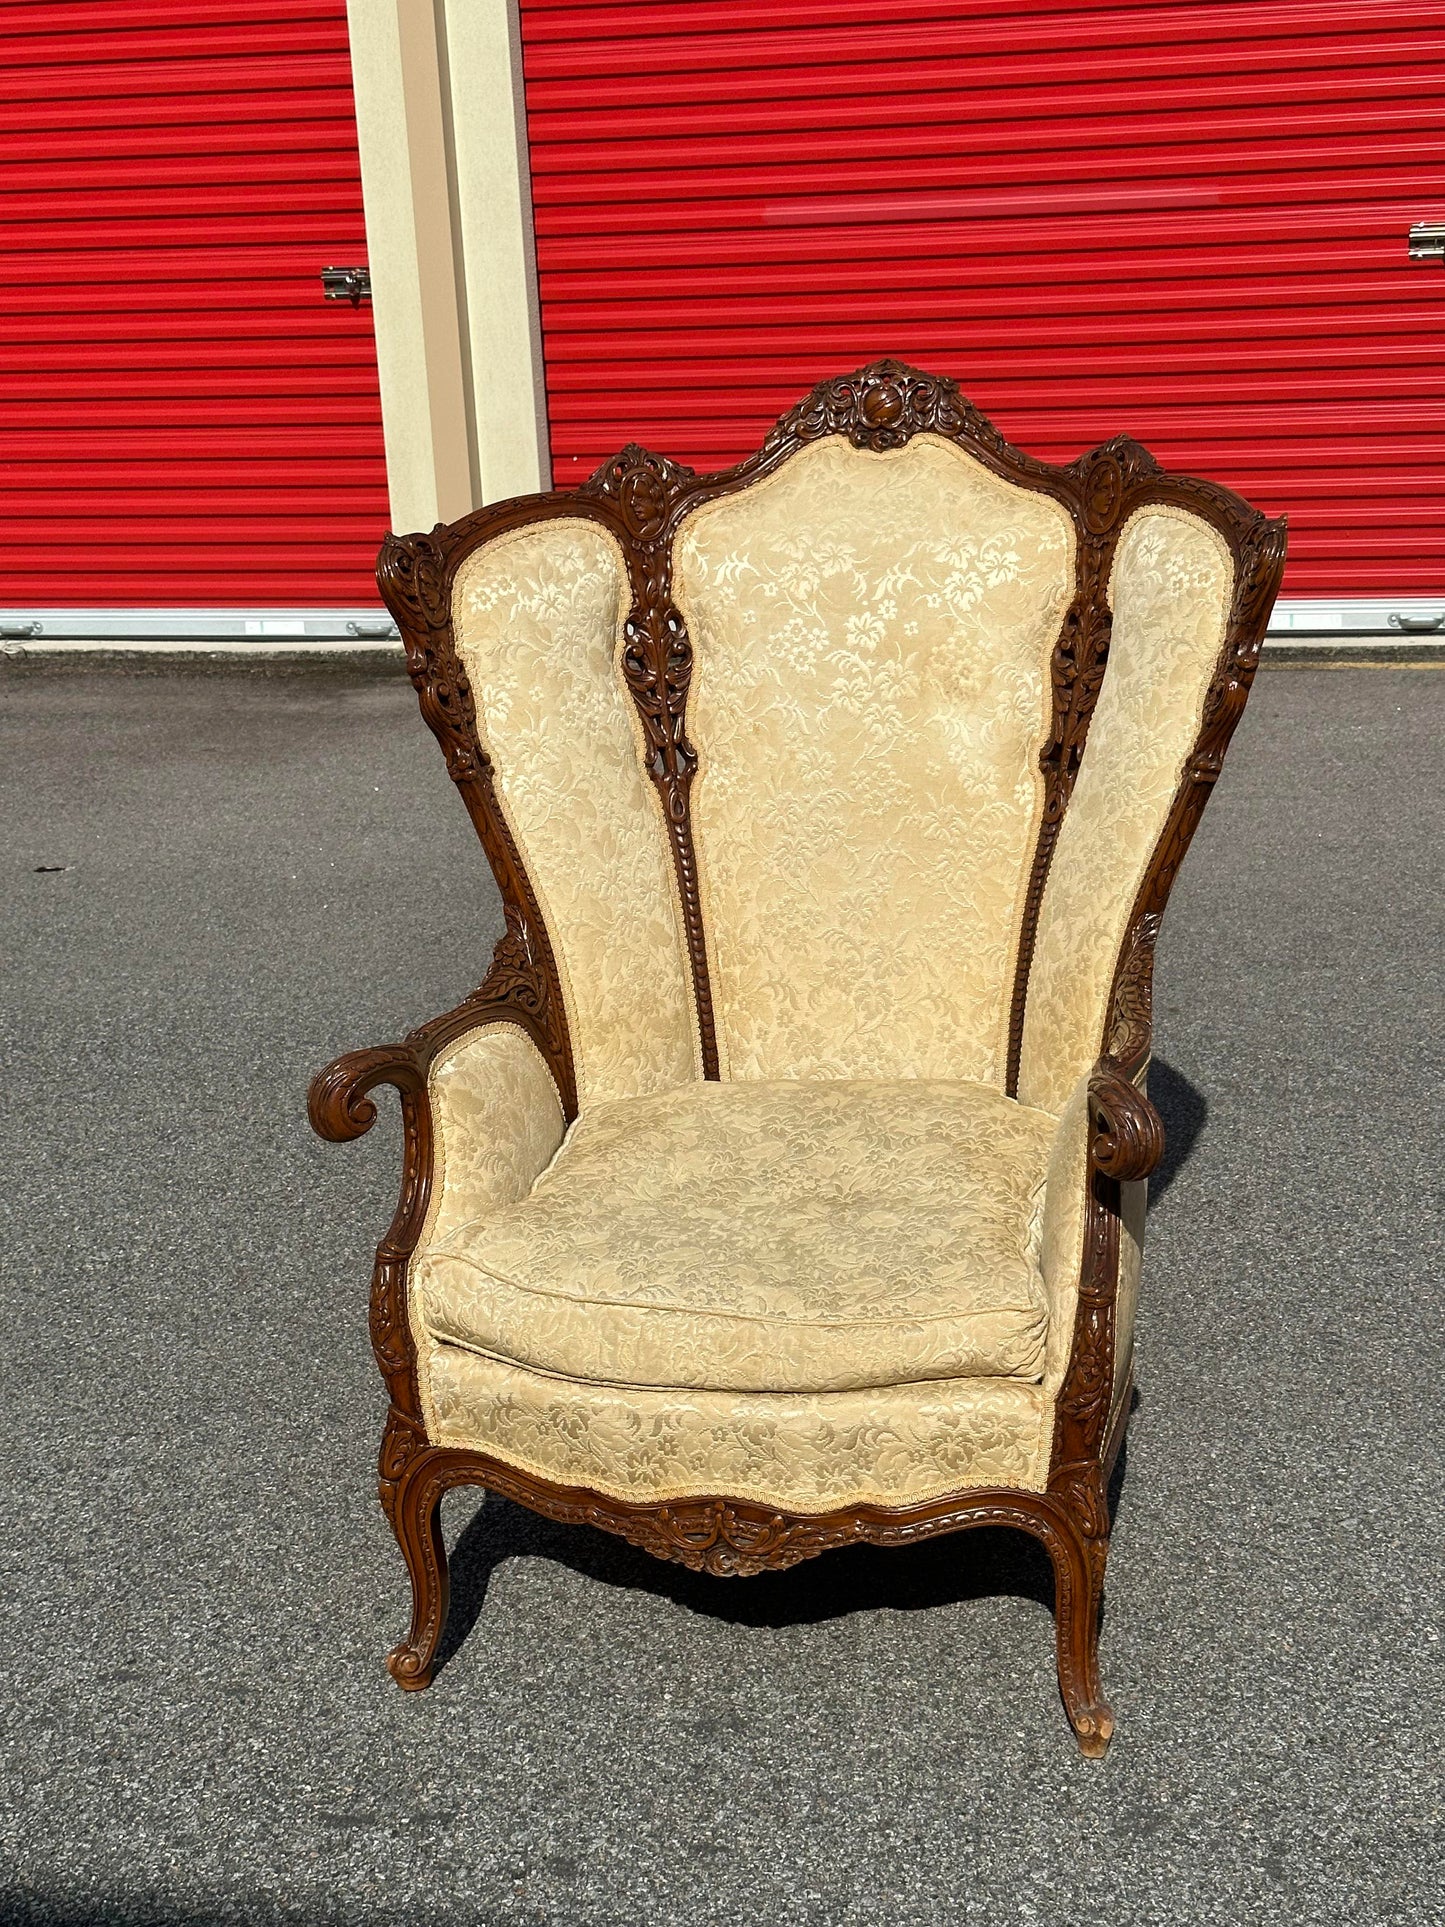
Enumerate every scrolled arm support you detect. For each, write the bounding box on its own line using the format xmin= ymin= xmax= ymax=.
xmin=1086 ymin=1056 xmax=1165 ymax=1183
xmin=308 ymin=1045 xmax=427 ymax=1143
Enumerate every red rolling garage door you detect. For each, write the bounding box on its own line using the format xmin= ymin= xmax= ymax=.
xmin=0 ymin=0 xmax=388 ymax=608
xmin=519 ymin=0 xmax=1445 ymax=598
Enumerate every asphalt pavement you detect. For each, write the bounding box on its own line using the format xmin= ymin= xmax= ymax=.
xmin=1 ymin=662 xmax=1441 ymax=1926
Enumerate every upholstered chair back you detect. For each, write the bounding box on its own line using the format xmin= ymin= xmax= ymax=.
xmin=430 ymin=364 xmax=1274 ymax=1120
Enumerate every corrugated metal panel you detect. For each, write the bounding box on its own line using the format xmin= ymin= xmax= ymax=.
xmin=520 ymin=0 xmax=1445 ymax=595
xmin=0 ymin=0 xmax=388 ymax=606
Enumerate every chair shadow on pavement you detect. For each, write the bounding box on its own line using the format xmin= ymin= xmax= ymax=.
xmin=1145 ymin=1056 xmax=1208 ymax=1207
xmin=435 ymin=1061 xmax=1206 ymax=1672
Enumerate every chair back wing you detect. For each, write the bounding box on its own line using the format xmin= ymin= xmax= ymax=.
xmin=1016 ymin=506 xmax=1239 ymax=1114
xmin=673 ymin=434 xmax=1077 ymax=1085
xmin=385 ymin=364 xmax=1284 ymax=1118
xmin=450 ymin=517 xmax=700 ymax=1107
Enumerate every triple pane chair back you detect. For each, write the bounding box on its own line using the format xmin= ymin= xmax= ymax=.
xmin=387 ymin=359 xmax=1282 ymax=1120
xmin=314 ymin=360 xmax=1286 ymax=1756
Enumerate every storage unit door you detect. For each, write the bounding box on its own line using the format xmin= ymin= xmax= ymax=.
xmin=519 ymin=0 xmax=1445 ymax=601
xmin=0 ymin=0 xmax=388 ymax=609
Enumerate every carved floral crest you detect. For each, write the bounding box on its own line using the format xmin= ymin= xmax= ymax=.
xmin=767 ymin=357 xmax=997 ymax=453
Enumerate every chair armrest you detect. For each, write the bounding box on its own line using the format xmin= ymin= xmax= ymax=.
xmin=307 ymin=1004 xmax=566 ymax=1243
xmin=1036 ymin=1054 xmax=1163 ymax=1391
xmin=1086 ymin=1056 xmax=1164 ymax=1182
xmin=309 ymin=1043 xmax=427 ymax=1143
xmin=307 ymin=991 xmax=560 ymax=1148
xmin=307 ymin=1005 xmax=568 ymax=1445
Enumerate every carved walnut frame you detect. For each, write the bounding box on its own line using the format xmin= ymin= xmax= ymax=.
xmin=308 ymin=361 xmax=1286 ymax=1756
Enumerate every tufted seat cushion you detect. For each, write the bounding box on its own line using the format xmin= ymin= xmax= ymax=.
xmin=414 ymin=1079 xmax=1058 ymax=1397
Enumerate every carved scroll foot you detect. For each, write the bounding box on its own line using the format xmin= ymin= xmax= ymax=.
xmin=384 ymin=1457 xmax=452 ymax=1692
xmin=1044 ymin=1508 xmax=1115 ymax=1758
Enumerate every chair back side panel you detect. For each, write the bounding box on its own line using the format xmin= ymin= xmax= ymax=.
xmin=451 ymin=517 xmax=699 ymax=1108
xmin=1017 ymin=506 xmax=1237 ymax=1114
xmin=673 ymin=435 xmax=1076 ymax=1086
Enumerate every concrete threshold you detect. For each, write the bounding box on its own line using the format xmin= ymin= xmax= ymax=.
xmin=2 ymin=638 xmax=409 ymax=674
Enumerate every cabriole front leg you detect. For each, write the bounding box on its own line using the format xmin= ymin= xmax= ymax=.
xmin=1036 ymin=1055 xmax=1162 ymax=1756
xmin=309 ymin=1041 xmax=449 ymax=1687
xmin=382 ymin=1449 xmax=453 ymax=1691
xmin=1041 ymin=1500 xmax=1114 ymax=1758
xmin=379 ymin=1441 xmax=498 ymax=1692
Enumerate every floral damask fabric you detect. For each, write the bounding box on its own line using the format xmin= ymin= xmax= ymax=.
xmin=422 ymin=1023 xmax=565 ymax=1253
xmin=420 ymin=1339 xmax=1051 ymax=1509
xmin=1035 ymin=1072 xmax=1091 ymax=1389
xmin=1017 ymin=507 xmax=1235 ymax=1114
xmin=451 ymin=518 xmax=699 ymax=1107
xmin=1033 ymin=1065 xmax=1150 ymax=1407
xmin=672 ymin=434 xmax=1076 ymax=1086
xmin=413 ymin=1078 xmax=1058 ymax=1396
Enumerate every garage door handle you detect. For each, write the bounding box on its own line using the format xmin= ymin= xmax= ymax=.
xmin=320 ymin=266 xmax=371 ymax=304
xmin=1389 ymin=612 xmax=1445 ymax=632
xmin=1408 ymin=221 xmax=1445 ymax=264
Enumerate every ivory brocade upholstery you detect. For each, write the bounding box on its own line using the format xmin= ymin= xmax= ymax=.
xmin=673 ymin=436 xmax=1076 ymax=1085
xmin=1017 ymin=507 xmax=1235 ymax=1112
xmin=451 ymin=520 xmax=700 ymax=1109
xmin=420 ymin=438 xmax=1240 ymax=1510
xmin=416 ymin=1077 xmax=1057 ymax=1396
xmin=422 ymin=1341 xmax=1050 ymax=1512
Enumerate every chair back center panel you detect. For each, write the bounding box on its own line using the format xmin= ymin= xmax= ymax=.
xmin=672 ymin=435 xmax=1077 ymax=1086
xmin=450 ymin=517 xmax=699 ymax=1108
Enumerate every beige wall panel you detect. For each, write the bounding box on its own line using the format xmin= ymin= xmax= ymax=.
xmin=442 ymin=0 xmax=552 ymax=500
xmin=345 ymin=0 xmax=475 ymax=532
xmin=347 ymin=1 xmax=549 ymax=529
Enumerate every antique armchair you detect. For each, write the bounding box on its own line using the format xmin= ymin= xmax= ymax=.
xmin=309 ymin=360 xmax=1284 ymax=1756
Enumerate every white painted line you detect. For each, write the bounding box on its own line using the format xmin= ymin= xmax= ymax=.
xmin=8 ymin=637 xmax=405 ymax=657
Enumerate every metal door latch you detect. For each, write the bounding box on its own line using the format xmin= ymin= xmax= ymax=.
xmin=1 ymin=621 xmax=42 ymax=638
xmin=1407 ymin=222 xmax=1445 ymax=264
xmin=1389 ymin=612 xmax=1445 ymax=633
xmin=320 ymin=266 xmax=372 ymax=304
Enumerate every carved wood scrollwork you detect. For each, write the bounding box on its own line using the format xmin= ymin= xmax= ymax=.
xmin=1106 ymin=913 xmax=1161 ymax=1074
xmin=766 ymin=357 xmax=982 ymax=453
xmin=579 ymin=443 xmax=720 ymax=1076
xmin=377 ymin=532 xmax=478 ymax=784
xmin=1047 ymin=1139 xmax=1126 ymax=1596
xmin=1088 ymin=1060 xmax=1166 ymax=1183
xmin=579 ymin=441 xmax=697 ymax=546
xmin=1044 ymin=1059 xmax=1161 ymax=1594
xmin=396 ymin=1449 xmax=1101 ymax=1587
xmin=309 ymin=1043 xmax=434 ymax=1476
xmin=619 ymin=604 xmax=697 ymax=808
